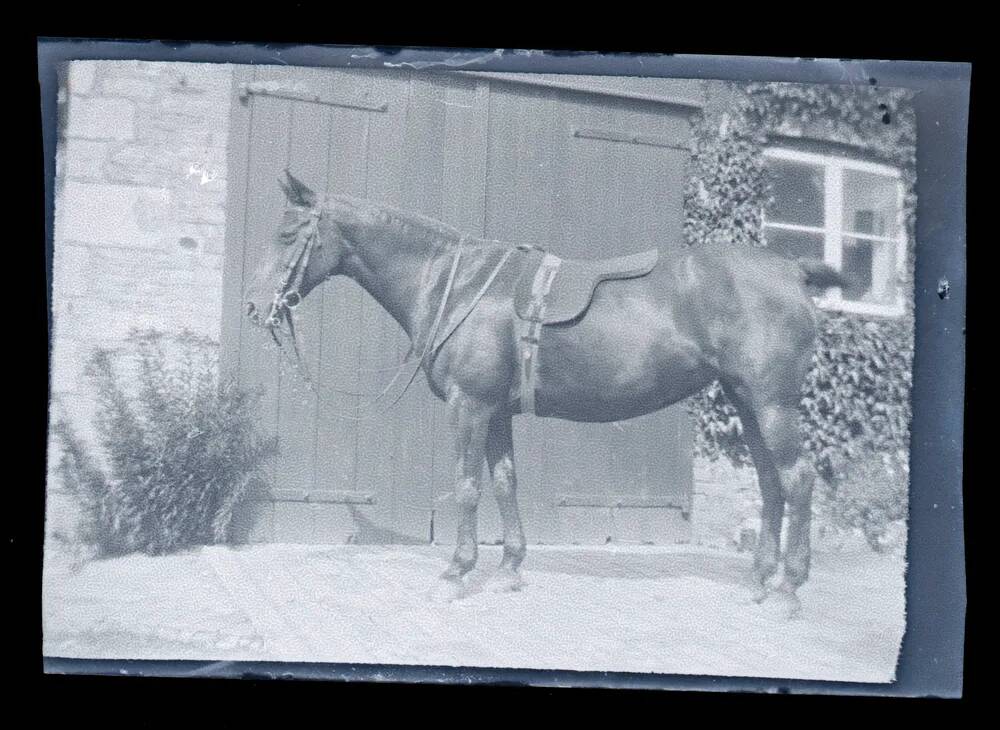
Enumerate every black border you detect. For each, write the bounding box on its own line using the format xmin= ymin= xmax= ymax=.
xmin=35 ymin=40 xmax=969 ymax=699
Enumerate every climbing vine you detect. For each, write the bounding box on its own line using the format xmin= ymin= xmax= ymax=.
xmin=685 ymin=81 xmax=917 ymax=500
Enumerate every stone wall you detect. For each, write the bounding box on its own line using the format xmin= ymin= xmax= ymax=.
xmin=691 ymin=457 xmax=761 ymax=551
xmin=47 ymin=61 xmax=235 ymax=541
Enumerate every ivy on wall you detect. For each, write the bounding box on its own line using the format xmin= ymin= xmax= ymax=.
xmin=685 ymin=82 xmax=917 ymax=489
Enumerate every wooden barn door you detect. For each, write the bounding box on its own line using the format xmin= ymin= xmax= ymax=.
xmin=481 ymin=82 xmax=695 ymax=544
xmin=222 ymin=68 xmax=694 ymax=545
xmin=222 ymin=65 xmax=437 ymax=544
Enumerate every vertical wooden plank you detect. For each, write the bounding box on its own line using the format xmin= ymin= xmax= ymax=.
xmin=219 ymin=65 xmax=254 ymax=386
xmin=425 ymin=75 xmax=507 ymax=547
xmin=219 ymin=67 xmax=270 ymax=542
xmin=440 ymin=76 xmax=489 ymax=229
xmin=311 ymin=74 xmax=370 ymax=540
xmin=246 ymin=501 xmax=275 ymax=544
xmin=237 ymin=66 xmax=293 ymax=506
xmin=346 ymin=71 xmax=404 ymax=543
xmin=389 ymin=72 xmax=453 ymax=545
xmin=273 ymin=68 xmax=335 ymax=531
xmin=273 ymin=502 xmax=314 ymax=544
xmin=352 ymin=79 xmax=400 ymax=542
xmin=360 ymin=70 xmax=434 ymax=544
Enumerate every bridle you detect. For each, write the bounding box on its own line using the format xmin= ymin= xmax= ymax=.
xmin=261 ymin=200 xmax=516 ymax=417
xmin=266 ymin=206 xmax=323 ymax=327
xmin=261 ymin=206 xmax=324 ymax=386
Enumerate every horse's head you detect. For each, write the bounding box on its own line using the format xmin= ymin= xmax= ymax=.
xmin=244 ymin=170 xmax=348 ymax=329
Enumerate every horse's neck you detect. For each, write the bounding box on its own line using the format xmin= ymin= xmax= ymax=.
xmin=340 ymin=217 xmax=459 ymax=343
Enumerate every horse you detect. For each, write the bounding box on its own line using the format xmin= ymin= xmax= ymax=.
xmin=244 ymin=170 xmax=851 ymax=616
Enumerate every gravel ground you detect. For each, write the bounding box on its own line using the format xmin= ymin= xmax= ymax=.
xmin=43 ymin=541 xmax=905 ymax=683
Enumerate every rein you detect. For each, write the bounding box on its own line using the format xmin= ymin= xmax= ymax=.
xmin=265 ymin=205 xmax=514 ymax=420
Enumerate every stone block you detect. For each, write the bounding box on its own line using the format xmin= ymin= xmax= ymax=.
xmin=69 ymin=96 xmax=135 ymax=140
xmin=49 ymin=336 xmax=86 ymax=394
xmin=57 ymin=182 xmax=171 ymax=249
xmin=67 ymin=61 xmax=98 ymax=96
xmin=59 ymin=138 xmax=108 ymax=180
xmin=53 ymin=244 xmax=92 ymax=298
xmin=100 ymin=75 xmax=162 ymax=102
xmin=103 ymin=142 xmax=172 ymax=186
xmin=53 ymin=295 xmax=150 ymax=344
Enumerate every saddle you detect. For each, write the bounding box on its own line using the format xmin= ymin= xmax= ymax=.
xmin=513 ymin=245 xmax=660 ymax=414
xmin=514 ymin=247 xmax=660 ymax=324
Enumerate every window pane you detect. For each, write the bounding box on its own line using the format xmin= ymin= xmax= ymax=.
xmin=842 ymin=169 xmax=899 ymax=238
xmin=764 ymin=227 xmax=824 ymax=261
xmin=765 ymin=157 xmax=825 ymax=227
xmin=841 ymin=236 xmax=898 ymax=305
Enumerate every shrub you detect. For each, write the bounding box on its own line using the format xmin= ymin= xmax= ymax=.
xmin=802 ymin=314 xmax=913 ymax=480
xmin=683 ymin=101 xmax=771 ymax=252
xmin=52 ymin=330 xmax=275 ymax=557
xmin=816 ymin=450 xmax=909 ymax=553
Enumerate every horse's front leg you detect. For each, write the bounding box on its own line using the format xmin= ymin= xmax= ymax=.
xmin=484 ymin=411 xmax=525 ymax=592
xmin=439 ymin=388 xmax=493 ymax=590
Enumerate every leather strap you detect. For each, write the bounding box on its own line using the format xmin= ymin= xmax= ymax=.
xmin=315 ymin=240 xmax=516 ymax=422
xmin=430 ymin=247 xmax=516 ymax=356
xmin=519 ymin=253 xmax=561 ymax=414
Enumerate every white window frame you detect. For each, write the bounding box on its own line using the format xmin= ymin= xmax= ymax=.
xmin=763 ymin=147 xmax=907 ymax=317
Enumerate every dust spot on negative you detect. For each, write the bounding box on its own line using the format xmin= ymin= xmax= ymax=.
xmin=937 ymin=278 xmax=950 ymax=300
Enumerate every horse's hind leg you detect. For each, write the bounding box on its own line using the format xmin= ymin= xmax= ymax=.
xmin=773 ymin=447 xmax=815 ymax=606
xmin=754 ymin=404 xmax=815 ymax=617
xmin=727 ymin=387 xmax=815 ymax=617
xmin=726 ymin=390 xmax=784 ymax=602
xmin=484 ymin=411 xmax=526 ymax=591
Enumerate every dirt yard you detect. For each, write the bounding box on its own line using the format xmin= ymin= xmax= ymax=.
xmin=42 ymin=541 xmax=905 ymax=683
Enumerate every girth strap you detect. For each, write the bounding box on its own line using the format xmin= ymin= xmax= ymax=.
xmin=518 ymin=253 xmax=562 ymax=415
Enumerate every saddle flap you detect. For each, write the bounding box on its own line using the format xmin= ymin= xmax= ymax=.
xmin=514 ymin=247 xmax=660 ymax=325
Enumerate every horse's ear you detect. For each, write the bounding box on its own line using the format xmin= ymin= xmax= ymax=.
xmin=281 ymin=168 xmax=318 ymax=208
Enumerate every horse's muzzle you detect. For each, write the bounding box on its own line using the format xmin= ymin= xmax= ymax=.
xmin=245 ymin=301 xmax=282 ymax=328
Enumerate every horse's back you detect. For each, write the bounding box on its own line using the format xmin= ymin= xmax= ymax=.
xmin=526 ymin=246 xmax=819 ymax=420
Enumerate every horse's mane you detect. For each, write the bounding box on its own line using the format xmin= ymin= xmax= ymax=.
xmin=326 ymin=194 xmax=482 ymax=251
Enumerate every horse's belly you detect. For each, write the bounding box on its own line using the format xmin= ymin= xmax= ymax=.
xmin=529 ymin=295 xmax=707 ymax=422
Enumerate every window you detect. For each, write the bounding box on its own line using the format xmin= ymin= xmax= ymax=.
xmin=763 ymin=148 xmax=907 ymax=317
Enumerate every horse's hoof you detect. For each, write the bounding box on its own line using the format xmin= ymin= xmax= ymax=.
xmin=428 ymin=576 xmax=466 ymax=603
xmin=750 ymin=584 xmax=769 ymax=604
xmin=772 ymin=585 xmax=802 ymax=620
xmin=486 ymin=567 xmax=524 ymax=593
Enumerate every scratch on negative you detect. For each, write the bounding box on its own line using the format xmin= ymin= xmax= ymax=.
xmin=384 ymin=49 xmax=504 ymax=70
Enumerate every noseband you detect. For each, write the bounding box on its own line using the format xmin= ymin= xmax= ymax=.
xmin=266 ymin=207 xmax=323 ymax=327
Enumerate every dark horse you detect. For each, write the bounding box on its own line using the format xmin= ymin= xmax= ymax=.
xmin=245 ymin=171 xmax=850 ymax=615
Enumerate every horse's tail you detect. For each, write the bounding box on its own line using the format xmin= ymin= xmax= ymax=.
xmin=798 ymin=259 xmax=852 ymax=294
